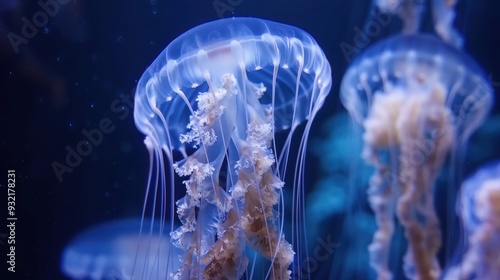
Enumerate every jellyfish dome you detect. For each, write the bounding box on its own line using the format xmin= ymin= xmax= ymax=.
xmin=134 ymin=17 xmax=331 ymax=279
xmin=340 ymin=34 xmax=493 ymax=280
xmin=342 ymin=34 xmax=492 ymax=138
xmin=61 ymin=218 xmax=181 ymax=280
xmin=444 ymin=161 xmax=500 ymax=280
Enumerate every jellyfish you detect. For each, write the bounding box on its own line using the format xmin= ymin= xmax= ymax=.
xmin=133 ymin=17 xmax=331 ymax=279
xmin=444 ymin=161 xmax=500 ymax=280
xmin=340 ymin=34 xmax=493 ymax=280
xmin=61 ymin=218 xmax=181 ymax=280
xmin=373 ymin=0 xmax=463 ymax=48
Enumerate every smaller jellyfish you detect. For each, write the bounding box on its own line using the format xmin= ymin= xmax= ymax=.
xmin=375 ymin=0 xmax=425 ymax=34
xmin=61 ymin=218 xmax=180 ymax=280
xmin=134 ymin=17 xmax=331 ymax=279
xmin=431 ymin=0 xmax=463 ymax=48
xmin=373 ymin=0 xmax=463 ymax=47
xmin=444 ymin=161 xmax=500 ymax=280
xmin=340 ymin=34 xmax=492 ymax=280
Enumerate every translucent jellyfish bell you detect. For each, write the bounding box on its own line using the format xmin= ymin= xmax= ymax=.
xmin=444 ymin=161 xmax=500 ymax=280
xmin=134 ymin=17 xmax=331 ymax=279
xmin=61 ymin=218 xmax=180 ymax=280
xmin=340 ymin=34 xmax=492 ymax=280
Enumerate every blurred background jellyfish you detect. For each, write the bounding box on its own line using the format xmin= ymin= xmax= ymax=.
xmin=373 ymin=0 xmax=463 ymax=47
xmin=134 ymin=17 xmax=331 ymax=279
xmin=61 ymin=218 xmax=181 ymax=280
xmin=340 ymin=33 xmax=493 ymax=280
xmin=444 ymin=161 xmax=500 ymax=280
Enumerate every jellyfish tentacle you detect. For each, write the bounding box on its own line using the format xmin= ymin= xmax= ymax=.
xmin=375 ymin=0 xmax=403 ymax=13
xmin=362 ymin=82 xmax=454 ymax=280
xmin=362 ymin=91 xmax=402 ymax=280
xmin=398 ymin=0 xmax=425 ymax=34
xmin=375 ymin=0 xmax=425 ymax=34
xmin=364 ymin=151 xmax=396 ymax=280
xmin=399 ymin=88 xmax=452 ymax=280
xmin=432 ymin=0 xmax=464 ymax=48
xmin=171 ymin=74 xmax=243 ymax=279
xmin=171 ymin=71 xmax=296 ymax=280
xmin=201 ymin=205 xmax=248 ymax=280
xmin=375 ymin=0 xmax=463 ymax=47
xmin=232 ymin=93 xmax=294 ymax=280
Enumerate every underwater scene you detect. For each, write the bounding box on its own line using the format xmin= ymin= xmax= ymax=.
xmin=2 ymin=0 xmax=500 ymax=279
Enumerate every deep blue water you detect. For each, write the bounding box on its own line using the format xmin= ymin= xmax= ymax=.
xmin=1 ymin=0 xmax=499 ymax=279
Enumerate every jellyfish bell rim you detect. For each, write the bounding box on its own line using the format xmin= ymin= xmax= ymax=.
xmin=340 ymin=33 xmax=494 ymax=134
xmin=134 ymin=17 xmax=332 ymax=151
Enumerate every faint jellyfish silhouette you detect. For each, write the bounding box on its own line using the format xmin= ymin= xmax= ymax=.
xmin=444 ymin=161 xmax=500 ymax=280
xmin=374 ymin=0 xmax=463 ymax=47
xmin=134 ymin=17 xmax=331 ymax=279
xmin=431 ymin=0 xmax=464 ymax=48
xmin=374 ymin=0 xmax=425 ymax=34
xmin=61 ymin=218 xmax=181 ymax=280
xmin=340 ymin=34 xmax=493 ymax=280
